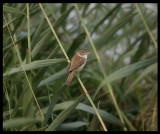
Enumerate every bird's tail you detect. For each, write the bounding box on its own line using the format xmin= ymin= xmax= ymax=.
xmin=66 ymin=71 xmax=74 ymax=85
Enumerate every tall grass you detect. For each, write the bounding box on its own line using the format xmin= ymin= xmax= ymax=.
xmin=3 ymin=3 xmax=157 ymax=131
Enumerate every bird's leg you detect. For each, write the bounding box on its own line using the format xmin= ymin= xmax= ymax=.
xmin=66 ymin=62 xmax=71 ymax=72
xmin=76 ymin=72 xmax=80 ymax=78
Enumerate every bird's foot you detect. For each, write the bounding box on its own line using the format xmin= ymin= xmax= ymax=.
xmin=76 ymin=73 xmax=80 ymax=78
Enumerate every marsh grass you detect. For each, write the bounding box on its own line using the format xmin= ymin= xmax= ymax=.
xmin=3 ymin=3 xmax=157 ymax=131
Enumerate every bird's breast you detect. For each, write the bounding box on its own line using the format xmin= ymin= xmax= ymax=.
xmin=76 ymin=59 xmax=87 ymax=72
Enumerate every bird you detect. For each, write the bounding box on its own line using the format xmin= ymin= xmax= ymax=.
xmin=66 ymin=50 xmax=90 ymax=85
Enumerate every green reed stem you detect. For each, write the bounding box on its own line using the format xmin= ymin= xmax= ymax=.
xmin=3 ymin=13 xmax=44 ymax=121
xmin=135 ymin=3 xmax=157 ymax=48
xmin=74 ymin=3 xmax=127 ymax=131
xmin=39 ymin=3 xmax=107 ymax=131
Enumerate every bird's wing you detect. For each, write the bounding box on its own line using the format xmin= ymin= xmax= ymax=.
xmin=69 ymin=55 xmax=85 ymax=72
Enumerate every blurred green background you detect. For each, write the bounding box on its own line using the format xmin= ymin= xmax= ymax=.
xmin=3 ymin=3 xmax=157 ymax=131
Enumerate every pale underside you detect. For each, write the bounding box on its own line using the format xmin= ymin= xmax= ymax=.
xmin=68 ymin=54 xmax=87 ymax=72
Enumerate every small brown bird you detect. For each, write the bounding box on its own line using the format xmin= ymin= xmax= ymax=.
xmin=66 ymin=50 xmax=90 ymax=85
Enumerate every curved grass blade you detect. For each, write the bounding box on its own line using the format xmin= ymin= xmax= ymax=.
xmin=3 ymin=5 xmax=39 ymax=30
xmin=31 ymin=31 xmax=52 ymax=58
xmin=12 ymin=15 xmax=26 ymax=36
xmin=58 ymin=121 xmax=89 ymax=131
xmin=131 ymin=34 xmax=149 ymax=63
xmin=67 ymin=32 xmax=86 ymax=58
xmin=38 ymin=68 xmax=67 ymax=87
xmin=3 ymin=15 xmax=23 ymax=30
xmin=41 ymin=78 xmax=76 ymax=127
xmin=125 ymin=63 xmax=157 ymax=96
xmin=53 ymin=6 xmax=74 ymax=29
xmin=40 ymin=5 xmax=74 ymax=35
xmin=107 ymin=18 xmax=145 ymax=50
xmin=135 ymin=4 xmax=157 ymax=48
xmin=88 ymin=114 xmax=99 ymax=131
xmin=96 ymin=57 xmax=157 ymax=94
xmin=3 ymin=118 xmax=41 ymax=129
xmin=3 ymin=36 xmax=27 ymax=51
xmin=61 ymin=3 xmax=68 ymax=14
xmin=3 ymin=58 xmax=66 ymax=76
xmin=108 ymin=57 xmax=157 ymax=82
xmin=31 ymin=18 xmax=46 ymax=50
xmin=32 ymin=45 xmax=60 ymax=90
xmin=91 ymin=4 xmax=121 ymax=34
xmin=38 ymin=101 xmax=124 ymax=127
xmin=45 ymin=94 xmax=85 ymax=131
xmin=3 ymin=5 xmax=26 ymax=15
xmin=94 ymin=12 xmax=137 ymax=49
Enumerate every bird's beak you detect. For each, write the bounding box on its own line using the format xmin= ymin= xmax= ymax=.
xmin=87 ymin=52 xmax=90 ymax=55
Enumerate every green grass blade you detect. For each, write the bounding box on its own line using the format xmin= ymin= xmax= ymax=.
xmin=3 ymin=5 xmax=26 ymax=15
xmin=131 ymin=34 xmax=149 ymax=63
xmin=3 ymin=118 xmax=41 ymax=129
xmin=38 ymin=101 xmax=124 ymax=127
xmin=88 ymin=115 xmax=99 ymax=131
xmin=3 ymin=15 xmax=23 ymax=30
xmin=58 ymin=121 xmax=89 ymax=131
xmin=61 ymin=3 xmax=68 ymax=14
xmin=31 ymin=31 xmax=52 ymax=58
xmin=3 ymin=36 xmax=27 ymax=51
xmin=38 ymin=68 xmax=67 ymax=87
xmin=32 ymin=46 xmax=60 ymax=90
xmin=67 ymin=32 xmax=86 ymax=58
xmin=40 ymin=5 xmax=74 ymax=35
xmin=107 ymin=18 xmax=145 ymax=49
xmin=125 ymin=63 xmax=157 ymax=96
xmin=11 ymin=15 xmax=26 ymax=36
xmin=135 ymin=4 xmax=157 ymax=48
xmin=3 ymin=5 xmax=39 ymax=30
xmin=45 ymin=94 xmax=85 ymax=131
xmin=91 ymin=3 xmax=121 ymax=34
xmin=97 ymin=57 xmax=157 ymax=92
xmin=94 ymin=12 xmax=137 ymax=49
xmin=82 ymin=4 xmax=90 ymax=17
xmin=53 ymin=6 xmax=74 ymax=29
xmin=31 ymin=18 xmax=46 ymax=50
xmin=108 ymin=57 xmax=157 ymax=82
xmin=3 ymin=58 xmax=66 ymax=76
xmin=41 ymin=78 xmax=76 ymax=127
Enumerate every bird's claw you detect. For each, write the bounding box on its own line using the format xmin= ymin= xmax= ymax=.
xmin=76 ymin=73 xmax=80 ymax=78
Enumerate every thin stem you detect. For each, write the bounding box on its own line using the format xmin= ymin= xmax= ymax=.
xmin=27 ymin=3 xmax=31 ymax=62
xmin=74 ymin=3 xmax=127 ymax=131
xmin=39 ymin=3 xmax=70 ymax=63
xmin=3 ymin=5 xmax=39 ymax=30
xmin=135 ymin=3 xmax=157 ymax=48
xmin=47 ymin=86 xmax=54 ymax=121
xmin=3 ymin=14 xmax=44 ymax=121
xmin=3 ymin=82 xmax=11 ymax=120
xmin=77 ymin=76 xmax=107 ymax=131
xmin=39 ymin=3 xmax=107 ymax=131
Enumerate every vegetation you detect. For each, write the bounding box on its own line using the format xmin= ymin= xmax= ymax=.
xmin=3 ymin=3 xmax=157 ymax=131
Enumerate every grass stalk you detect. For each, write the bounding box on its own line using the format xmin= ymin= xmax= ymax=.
xmin=3 ymin=14 xmax=44 ymax=121
xmin=27 ymin=3 xmax=31 ymax=63
xmin=3 ymin=82 xmax=12 ymax=120
xmin=135 ymin=3 xmax=157 ymax=48
xmin=3 ymin=5 xmax=39 ymax=30
xmin=39 ymin=4 xmax=70 ymax=63
xmin=76 ymin=75 xmax=107 ymax=131
xmin=74 ymin=3 xmax=127 ymax=131
xmin=39 ymin=3 xmax=107 ymax=131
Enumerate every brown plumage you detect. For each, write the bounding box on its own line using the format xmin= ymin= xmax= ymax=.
xmin=66 ymin=50 xmax=90 ymax=85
